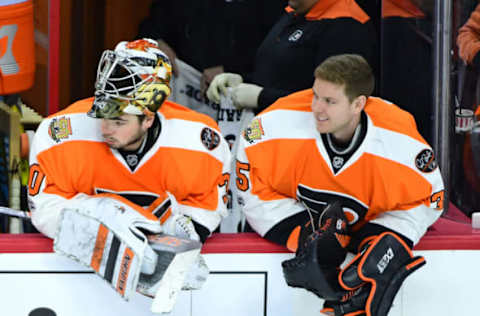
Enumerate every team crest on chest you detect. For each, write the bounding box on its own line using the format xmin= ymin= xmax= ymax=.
xmin=201 ymin=127 xmax=220 ymax=150
xmin=48 ymin=116 xmax=72 ymax=143
xmin=243 ymin=118 xmax=264 ymax=143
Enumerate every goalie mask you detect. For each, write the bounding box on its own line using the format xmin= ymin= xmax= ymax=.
xmin=88 ymin=38 xmax=172 ymax=119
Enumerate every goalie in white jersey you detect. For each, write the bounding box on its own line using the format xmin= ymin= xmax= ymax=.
xmin=27 ymin=39 xmax=231 ymax=305
xmin=236 ymin=54 xmax=444 ymax=316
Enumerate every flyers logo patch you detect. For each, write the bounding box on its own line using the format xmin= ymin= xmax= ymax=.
xmin=415 ymin=149 xmax=438 ymax=173
xmin=201 ymin=127 xmax=220 ymax=150
xmin=48 ymin=117 xmax=72 ymax=143
xmin=243 ymin=118 xmax=264 ymax=143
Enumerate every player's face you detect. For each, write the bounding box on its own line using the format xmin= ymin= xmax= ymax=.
xmin=100 ymin=114 xmax=153 ymax=151
xmin=311 ymin=78 xmax=365 ymax=142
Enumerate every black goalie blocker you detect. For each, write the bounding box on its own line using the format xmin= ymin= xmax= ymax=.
xmin=324 ymin=232 xmax=426 ymax=316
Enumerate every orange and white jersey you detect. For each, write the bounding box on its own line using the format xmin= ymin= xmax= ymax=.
xmin=28 ymin=98 xmax=231 ymax=238
xmin=236 ymin=90 xmax=444 ymax=245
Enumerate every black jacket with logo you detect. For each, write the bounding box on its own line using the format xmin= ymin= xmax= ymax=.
xmin=252 ymin=0 xmax=378 ymax=113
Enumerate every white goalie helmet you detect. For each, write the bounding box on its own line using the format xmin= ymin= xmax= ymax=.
xmin=88 ymin=38 xmax=173 ymax=119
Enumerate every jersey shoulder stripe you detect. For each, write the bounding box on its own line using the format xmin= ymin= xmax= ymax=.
xmin=365 ymin=97 xmax=427 ymax=144
xmin=244 ymin=110 xmax=316 ymax=148
xmin=260 ymin=89 xmax=313 ymax=115
xmin=160 ymin=114 xmax=230 ymax=163
xmin=161 ymin=100 xmax=219 ymax=131
xmin=366 ymin=123 xmax=442 ymax=185
xmin=33 ymin=111 xmax=102 ymax=157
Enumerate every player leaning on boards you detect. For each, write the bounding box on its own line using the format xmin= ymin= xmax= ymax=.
xmin=236 ymin=54 xmax=444 ymax=316
xmin=27 ymin=39 xmax=231 ymax=308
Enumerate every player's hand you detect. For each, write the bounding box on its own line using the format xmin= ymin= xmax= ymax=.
xmin=206 ymin=73 xmax=243 ymax=103
xmin=162 ymin=213 xmax=200 ymax=242
xmin=232 ymin=83 xmax=263 ymax=109
xmin=156 ymin=39 xmax=179 ymax=77
xmin=201 ymin=65 xmax=224 ymax=97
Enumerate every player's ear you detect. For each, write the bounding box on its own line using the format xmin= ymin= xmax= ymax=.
xmin=352 ymin=95 xmax=367 ymax=113
xmin=142 ymin=114 xmax=155 ymax=129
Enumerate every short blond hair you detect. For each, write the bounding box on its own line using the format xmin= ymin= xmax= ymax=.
xmin=314 ymin=54 xmax=374 ymax=102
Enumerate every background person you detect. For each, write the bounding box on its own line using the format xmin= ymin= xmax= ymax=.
xmin=207 ymin=0 xmax=378 ymax=114
xmin=137 ymin=0 xmax=286 ymax=96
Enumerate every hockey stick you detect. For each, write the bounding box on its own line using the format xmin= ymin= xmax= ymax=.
xmin=0 ymin=206 xmax=31 ymax=220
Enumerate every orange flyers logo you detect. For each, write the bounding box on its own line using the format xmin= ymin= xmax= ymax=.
xmin=48 ymin=116 xmax=72 ymax=143
xmin=126 ymin=39 xmax=157 ymax=52
xmin=243 ymin=118 xmax=264 ymax=143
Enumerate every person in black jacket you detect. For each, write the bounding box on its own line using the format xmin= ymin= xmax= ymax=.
xmin=207 ymin=0 xmax=378 ymax=114
xmin=138 ymin=0 xmax=286 ymax=95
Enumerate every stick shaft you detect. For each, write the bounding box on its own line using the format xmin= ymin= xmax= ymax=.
xmin=0 ymin=207 xmax=31 ymax=220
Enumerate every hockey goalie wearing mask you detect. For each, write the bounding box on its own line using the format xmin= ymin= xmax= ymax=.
xmin=236 ymin=54 xmax=444 ymax=316
xmin=28 ymin=39 xmax=231 ymax=301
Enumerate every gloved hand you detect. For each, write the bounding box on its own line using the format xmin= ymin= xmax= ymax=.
xmin=207 ymin=72 xmax=243 ymax=103
xmin=162 ymin=213 xmax=200 ymax=242
xmin=161 ymin=192 xmax=200 ymax=242
xmin=201 ymin=65 xmax=224 ymax=96
xmin=232 ymin=83 xmax=263 ymax=109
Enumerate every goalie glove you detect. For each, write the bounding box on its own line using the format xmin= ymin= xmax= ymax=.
xmin=157 ymin=193 xmax=209 ymax=291
xmin=162 ymin=213 xmax=200 ymax=242
xmin=281 ymin=201 xmax=350 ymax=300
xmin=54 ymin=196 xmax=162 ymax=300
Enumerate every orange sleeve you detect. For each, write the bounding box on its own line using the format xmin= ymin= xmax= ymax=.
xmin=457 ymin=4 xmax=480 ymax=64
